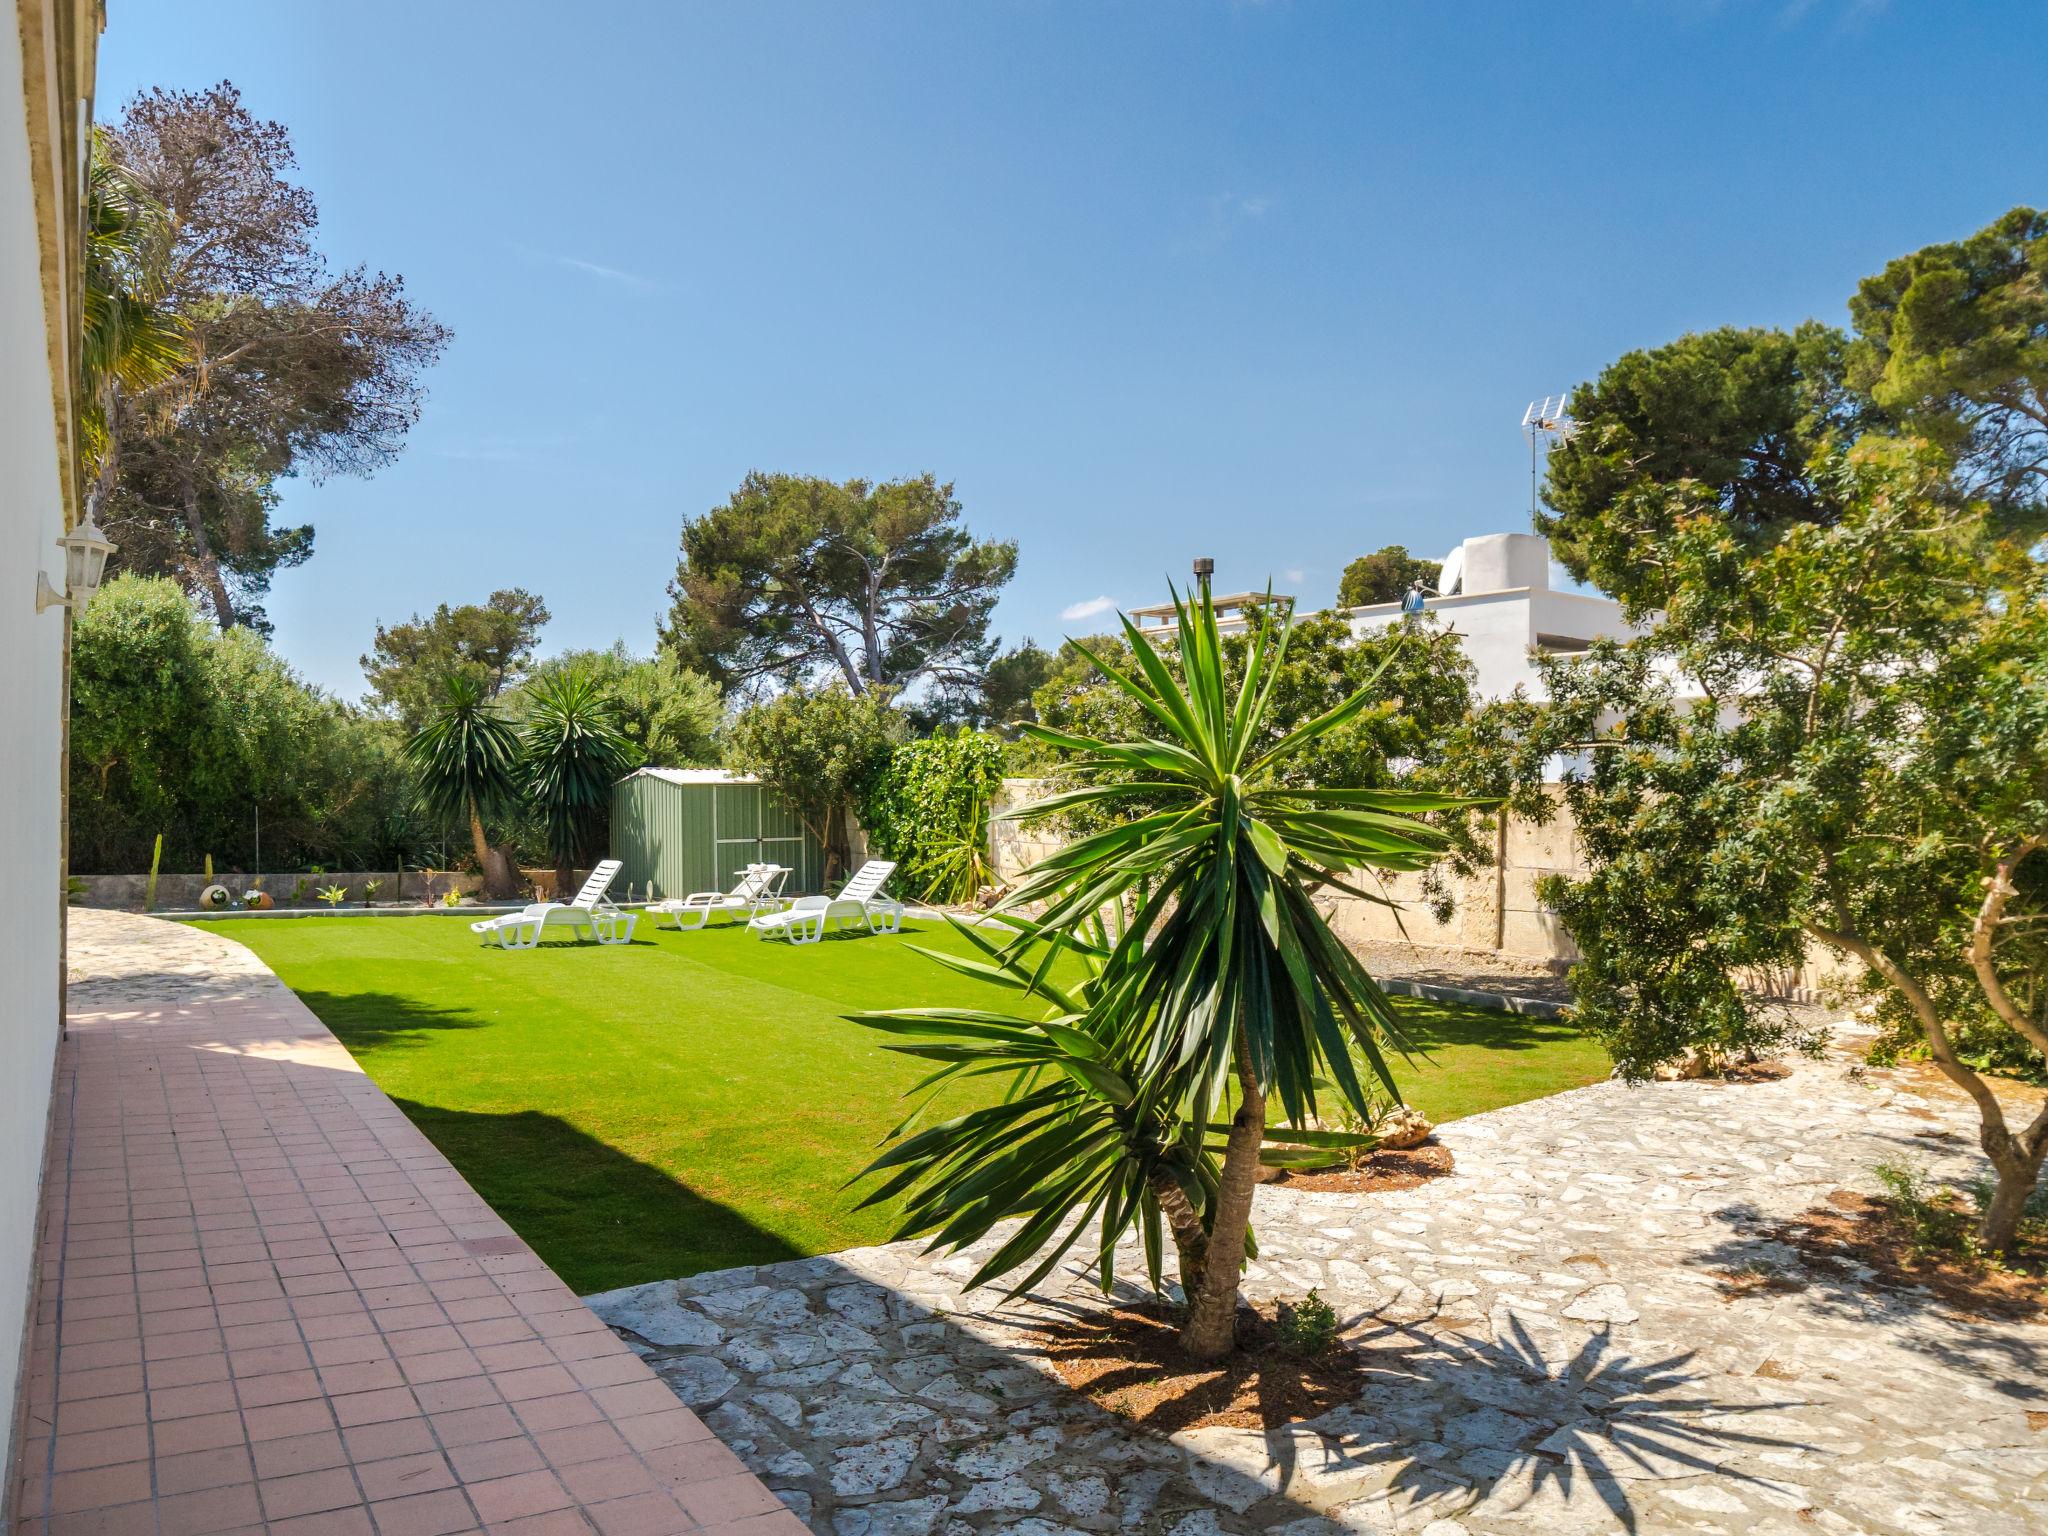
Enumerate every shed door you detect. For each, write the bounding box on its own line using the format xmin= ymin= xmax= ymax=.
xmin=712 ymin=781 xmax=823 ymax=894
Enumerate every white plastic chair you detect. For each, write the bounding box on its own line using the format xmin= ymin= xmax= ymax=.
xmin=471 ymin=859 xmax=637 ymax=949
xmin=748 ymin=860 xmax=903 ymax=945
xmin=649 ymin=863 xmax=791 ymax=930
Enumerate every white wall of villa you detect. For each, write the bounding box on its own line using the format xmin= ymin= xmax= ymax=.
xmin=2 ymin=0 xmax=93 ymax=1487
xmin=1342 ymin=531 xmax=1643 ymax=703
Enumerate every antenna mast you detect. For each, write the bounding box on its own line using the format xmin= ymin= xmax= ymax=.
xmin=1520 ymin=394 xmax=1578 ymax=524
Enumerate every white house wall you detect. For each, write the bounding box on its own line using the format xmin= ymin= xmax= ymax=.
xmin=0 ymin=14 xmax=69 ymax=1485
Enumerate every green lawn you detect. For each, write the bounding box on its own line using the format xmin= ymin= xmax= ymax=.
xmin=194 ymin=915 xmax=1608 ymax=1293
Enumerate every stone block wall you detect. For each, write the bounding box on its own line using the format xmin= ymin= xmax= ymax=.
xmin=78 ymin=869 xmax=486 ymax=911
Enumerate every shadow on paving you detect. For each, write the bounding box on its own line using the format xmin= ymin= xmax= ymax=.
xmin=1692 ymin=1199 xmax=2048 ymax=1387
xmin=587 ymin=1254 xmax=1813 ymax=1534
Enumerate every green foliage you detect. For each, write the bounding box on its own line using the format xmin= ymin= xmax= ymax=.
xmin=363 ymin=589 xmax=551 ymax=730
xmin=519 ymin=671 xmax=641 ymax=880
xmin=69 ymin=574 xmax=412 ymax=873
xmin=852 ymin=586 xmax=1485 ymax=1355
xmin=1337 ymin=545 xmax=1443 ymax=608
xmin=664 ymin=471 xmax=1018 ymax=697
xmin=1847 ymin=205 xmax=2048 ymax=523
xmin=1022 ymin=612 xmax=1487 ymax=919
xmin=401 ymin=674 xmax=521 ymax=834
xmin=318 ymin=884 xmax=347 ymax=908
xmin=145 ymin=834 xmax=162 ymax=912
xmin=1872 ymin=1162 xmax=1982 ymax=1264
xmin=521 ymin=644 xmax=722 ymax=767
xmin=863 ymin=729 xmax=1008 ymax=903
xmin=1545 ymin=207 xmax=2048 ymax=611
xmin=79 ymin=127 xmax=184 ymax=480
xmin=1274 ymin=1290 xmax=1340 ymax=1357
xmin=723 ymin=684 xmax=907 ymax=880
xmin=1540 ymin=324 xmax=1853 ymax=609
xmin=1505 ymin=439 xmax=2048 ymax=1246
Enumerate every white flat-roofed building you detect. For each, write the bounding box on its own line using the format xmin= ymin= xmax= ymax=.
xmin=1125 ymin=532 xmax=1644 ymax=704
xmin=1344 ymin=531 xmax=1643 ymax=702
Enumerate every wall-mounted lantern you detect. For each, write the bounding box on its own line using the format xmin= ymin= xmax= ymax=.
xmin=35 ymin=514 xmax=115 ymax=613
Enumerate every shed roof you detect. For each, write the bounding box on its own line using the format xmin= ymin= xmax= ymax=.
xmin=619 ymin=766 xmax=759 ymax=786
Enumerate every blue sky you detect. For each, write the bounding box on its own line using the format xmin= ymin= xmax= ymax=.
xmin=100 ymin=0 xmax=2048 ymax=698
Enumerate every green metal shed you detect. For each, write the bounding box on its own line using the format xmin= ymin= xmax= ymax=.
xmin=610 ymin=768 xmax=826 ymax=901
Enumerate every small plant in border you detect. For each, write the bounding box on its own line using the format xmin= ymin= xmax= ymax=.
xmin=317 ymin=883 xmax=348 ymax=909
xmin=1274 ymin=1290 xmax=1340 ymax=1357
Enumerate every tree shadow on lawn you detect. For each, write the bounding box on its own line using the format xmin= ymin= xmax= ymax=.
xmin=1387 ymin=1001 xmax=1587 ymax=1054
xmin=295 ymin=987 xmax=487 ymax=1052
xmin=284 ymin=989 xmax=805 ymax=1293
xmin=389 ymin=1096 xmax=806 ymax=1296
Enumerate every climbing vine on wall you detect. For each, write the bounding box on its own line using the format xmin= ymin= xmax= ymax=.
xmin=862 ymin=728 xmax=1007 ymax=904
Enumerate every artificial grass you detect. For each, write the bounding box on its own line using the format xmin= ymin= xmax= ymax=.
xmin=193 ymin=915 xmax=1609 ymax=1293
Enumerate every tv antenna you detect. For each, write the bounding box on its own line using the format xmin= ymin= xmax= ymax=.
xmin=1520 ymin=394 xmax=1577 ymax=523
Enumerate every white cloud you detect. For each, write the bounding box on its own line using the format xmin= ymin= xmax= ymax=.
xmin=1175 ymin=191 xmax=1280 ymax=254
xmin=1284 ymin=568 xmax=1306 ymax=584
xmin=510 ymin=242 xmax=666 ymax=292
xmin=1061 ymin=595 xmax=1118 ymax=622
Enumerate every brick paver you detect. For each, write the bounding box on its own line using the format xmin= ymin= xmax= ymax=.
xmin=9 ymin=910 xmax=805 ymax=1535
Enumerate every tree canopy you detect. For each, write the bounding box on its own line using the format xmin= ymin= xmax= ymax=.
xmin=520 ymin=645 xmax=722 ymax=768
xmin=722 ymin=684 xmax=905 ymax=881
xmin=362 ymin=589 xmax=552 ymax=730
xmin=96 ymin=83 xmax=449 ymax=629
xmin=1337 ymin=544 xmax=1443 ymax=607
xmin=1538 ymin=324 xmax=1853 ymax=608
xmin=70 ymin=574 xmax=410 ymax=873
xmin=663 ymin=471 xmax=1018 ymax=700
xmin=1542 ymin=206 xmax=2048 ymax=609
xmin=1515 ymin=446 xmax=2048 ymax=1250
xmin=1847 ymin=204 xmax=2048 ymax=524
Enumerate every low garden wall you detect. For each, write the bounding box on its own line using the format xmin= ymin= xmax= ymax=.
xmin=989 ymin=779 xmax=1854 ymax=1002
xmin=69 ymin=867 xmax=612 ymax=911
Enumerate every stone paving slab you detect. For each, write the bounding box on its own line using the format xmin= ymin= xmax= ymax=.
xmin=14 ymin=910 xmax=806 ymax=1536
xmin=592 ymin=1033 xmax=2048 ymax=1536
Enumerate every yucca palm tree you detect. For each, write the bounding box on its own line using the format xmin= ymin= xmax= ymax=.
xmin=521 ymin=671 xmax=639 ymax=898
xmin=80 ymin=128 xmax=185 ymax=507
xmin=403 ymin=674 xmax=522 ymax=898
xmin=854 ymin=582 xmax=1484 ymax=1359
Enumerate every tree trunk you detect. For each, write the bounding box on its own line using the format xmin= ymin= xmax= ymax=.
xmin=1980 ymin=1136 xmax=2048 ymax=1251
xmin=554 ymin=859 xmax=574 ymax=902
xmin=1181 ymin=1034 xmax=1267 ymax=1361
xmin=178 ymin=467 xmax=236 ymax=627
xmin=467 ymin=800 xmax=492 ymax=882
xmin=465 ymin=802 xmax=521 ymax=900
xmin=1809 ymin=915 xmax=2048 ymax=1254
xmin=1147 ymin=1170 xmax=1209 ymax=1293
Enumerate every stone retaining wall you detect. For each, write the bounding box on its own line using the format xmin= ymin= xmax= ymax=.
xmin=988 ymin=779 xmax=1856 ymax=999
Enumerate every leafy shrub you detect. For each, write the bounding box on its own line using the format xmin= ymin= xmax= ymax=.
xmin=70 ymin=575 xmax=412 ymax=873
xmin=1872 ymin=1161 xmax=1981 ymax=1263
xmin=862 ymin=728 xmax=1007 ymax=903
xmin=1274 ymin=1290 xmax=1340 ymax=1357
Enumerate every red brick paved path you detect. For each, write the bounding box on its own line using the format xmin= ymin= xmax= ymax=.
xmin=9 ymin=913 xmax=805 ymax=1536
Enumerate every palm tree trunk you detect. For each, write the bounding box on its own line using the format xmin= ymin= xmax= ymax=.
xmin=467 ymin=799 xmax=491 ymax=881
xmin=1181 ymin=1032 xmax=1266 ymax=1361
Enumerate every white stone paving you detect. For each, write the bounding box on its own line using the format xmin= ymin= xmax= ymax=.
xmin=591 ymin=1031 xmax=2048 ymax=1536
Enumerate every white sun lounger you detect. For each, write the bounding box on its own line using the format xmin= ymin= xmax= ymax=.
xmin=648 ymin=863 xmax=791 ymax=930
xmin=471 ymin=859 xmax=637 ymax=950
xmin=747 ymin=859 xmax=903 ymax=945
